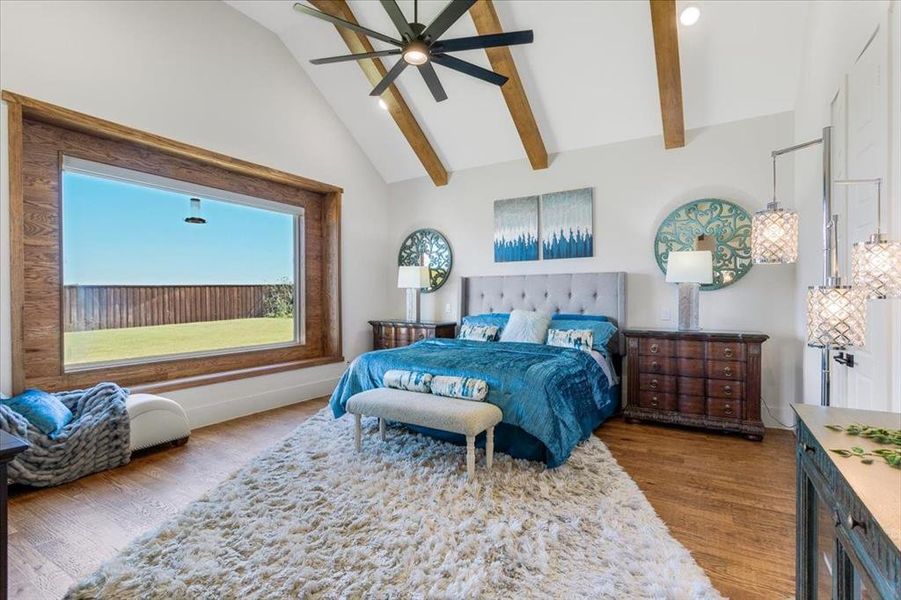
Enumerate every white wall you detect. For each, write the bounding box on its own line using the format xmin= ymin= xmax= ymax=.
xmin=792 ymin=0 xmax=901 ymax=409
xmin=387 ymin=112 xmax=799 ymax=427
xmin=0 ymin=0 xmax=395 ymax=426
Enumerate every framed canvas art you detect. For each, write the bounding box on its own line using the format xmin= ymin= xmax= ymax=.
xmin=494 ymin=196 xmax=539 ymax=262
xmin=540 ymin=188 xmax=593 ymax=259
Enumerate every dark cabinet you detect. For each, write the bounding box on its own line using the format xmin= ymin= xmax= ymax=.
xmin=368 ymin=320 xmax=456 ymax=350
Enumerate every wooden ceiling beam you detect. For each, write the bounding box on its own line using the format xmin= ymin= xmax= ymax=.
xmin=308 ymin=0 xmax=448 ymax=186
xmin=469 ymin=0 xmax=548 ymax=170
xmin=649 ymin=0 xmax=685 ymax=149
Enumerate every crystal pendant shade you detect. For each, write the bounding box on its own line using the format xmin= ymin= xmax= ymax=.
xmin=806 ymin=285 xmax=867 ymax=348
xmin=851 ymin=238 xmax=901 ymax=299
xmin=751 ymin=207 xmax=799 ymax=264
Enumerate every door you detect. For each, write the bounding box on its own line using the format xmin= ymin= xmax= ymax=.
xmin=831 ymin=21 xmax=896 ymax=412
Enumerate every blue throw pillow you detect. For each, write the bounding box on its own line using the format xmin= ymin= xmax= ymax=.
xmin=461 ymin=313 xmax=509 ymax=331
xmin=552 ymin=313 xmax=609 ymax=322
xmin=2 ymin=388 xmax=73 ymax=437
xmin=548 ymin=319 xmax=618 ymax=355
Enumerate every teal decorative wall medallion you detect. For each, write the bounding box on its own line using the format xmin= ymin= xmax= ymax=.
xmin=398 ymin=229 xmax=452 ymax=293
xmin=654 ymin=199 xmax=753 ymax=291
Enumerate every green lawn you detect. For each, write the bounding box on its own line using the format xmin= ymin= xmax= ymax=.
xmin=64 ymin=317 xmax=295 ymax=365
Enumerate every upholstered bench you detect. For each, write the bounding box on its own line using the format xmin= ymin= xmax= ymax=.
xmin=346 ymin=388 xmax=502 ymax=478
xmin=126 ymin=393 xmax=191 ymax=452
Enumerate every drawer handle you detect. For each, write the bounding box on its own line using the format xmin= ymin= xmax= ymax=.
xmin=722 ymin=385 xmax=733 ymax=396
xmin=650 ymin=396 xmax=659 ymax=407
xmin=417 ymin=332 xmax=425 ymax=340
xmin=724 ymin=347 xmax=734 ymax=358
xmin=723 ymin=366 xmax=733 ymax=377
xmin=801 ymin=443 xmax=816 ymax=454
xmin=846 ymin=514 xmax=867 ymax=533
xmin=724 ymin=404 xmax=732 ymax=415
xmin=650 ymin=379 xmax=659 ymax=389
xmin=651 ymin=361 xmax=660 ymax=371
xmin=650 ymin=343 xmax=659 ymax=354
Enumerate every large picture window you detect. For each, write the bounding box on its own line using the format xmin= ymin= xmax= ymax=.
xmin=61 ymin=158 xmax=304 ymax=369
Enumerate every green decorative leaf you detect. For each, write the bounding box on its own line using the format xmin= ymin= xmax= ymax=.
xmin=825 ymin=425 xmax=844 ymax=432
xmin=830 ymin=449 xmax=852 ymax=457
xmin=861 ymin=458 xmax=874 ymax=465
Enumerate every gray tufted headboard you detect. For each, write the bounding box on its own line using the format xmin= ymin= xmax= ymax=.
xmin=459 ymin=272 xmax=627 ymax=354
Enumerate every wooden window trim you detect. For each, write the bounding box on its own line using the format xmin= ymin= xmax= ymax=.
xmin=3 ymin=91 xmax=343 ymax=394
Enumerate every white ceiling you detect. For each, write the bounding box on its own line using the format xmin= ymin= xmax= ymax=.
xmin=226 ymin=0 xmax=808 ymax=183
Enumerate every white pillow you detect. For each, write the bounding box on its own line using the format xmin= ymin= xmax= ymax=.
xmin=500 ymin=309 xmax=551 ymax=344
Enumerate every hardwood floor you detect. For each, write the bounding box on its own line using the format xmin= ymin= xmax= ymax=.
xmin=8 ymin=399 xmax=795 ymax=599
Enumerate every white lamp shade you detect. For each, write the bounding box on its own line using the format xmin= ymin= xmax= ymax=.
xmin=397 ymin=265 xmax=430 ymax=289
xmin=665 ymin=251 xmax=713 ymax=284
xmin=851 ymin=238 xmax=901 ymax=299
xmin=751 ymin=207 xmax=799 ymax=264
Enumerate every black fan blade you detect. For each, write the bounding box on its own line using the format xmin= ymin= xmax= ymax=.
xmin=433 ymin=30 xmax=533 ymax=53
xmin=432 ymin=54 xmax=508 ymax=86
xmin=293 ymin=3 xmax=403 ymax=47
xmin=380 ymin=0 xmax=414 ymax=39
xmin=422 ymin=0 xmax=476 ymax=41
xmin=370 ymin=58 xmax=409 ymax=96
xmin=418 ymin=62 xmax=448 ymax=102
xmin=311 ymin=49 xmax=402 ymax=65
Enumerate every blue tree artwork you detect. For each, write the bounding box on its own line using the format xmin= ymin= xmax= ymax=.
xmin=540 ymin=188 xmax=593 ymax=259
xmin=494 ymin=196 xmax=539 ymax=262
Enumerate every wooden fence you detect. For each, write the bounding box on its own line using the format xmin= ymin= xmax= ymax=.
xmin=63 ymin=284 xmax=293 ymax=332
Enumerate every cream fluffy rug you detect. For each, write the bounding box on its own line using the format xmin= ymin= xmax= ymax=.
xmin=67 ymin=408 xmax=721 ymax=599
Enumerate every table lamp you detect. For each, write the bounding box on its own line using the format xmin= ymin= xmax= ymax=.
xmin=666 ymin=250 xmax=713 ymax=331
xmin=397 ymin=266 xmax=430 ymax=322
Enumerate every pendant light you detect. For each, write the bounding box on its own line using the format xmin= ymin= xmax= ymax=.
xmin=751 ymin=155 xmax=799 ymax=264
xmin=836 ymin=178 xmax=901 ymax=299
xmin=806 ymin=216 xmax=867 ymax=348
xmin=184 ymin=197 xmax=206 ymax=225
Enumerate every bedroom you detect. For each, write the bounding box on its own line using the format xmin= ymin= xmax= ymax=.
xmin=0 ymin=0 xmax=899 ymax=598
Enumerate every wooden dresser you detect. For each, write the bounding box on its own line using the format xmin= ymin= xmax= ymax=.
xmin=622 ymin=329 xmax=768 ymax=439
xmin=369 ymin=320 xmax=456 ymax=350
xmin=794 ymin=404 xmax=900 ymax=599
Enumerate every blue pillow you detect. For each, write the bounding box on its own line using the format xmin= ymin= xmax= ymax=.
xmin=552 ymin=314 xmax=609 ymax=322
xmin=461 ymin=313 xmax=510 ymax=331
xmin=548 ymin=319 xmax=618 ymax=355
xmin=2 ymin=389 xmax=73 ymax=437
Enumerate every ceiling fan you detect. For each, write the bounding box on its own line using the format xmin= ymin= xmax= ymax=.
xmin=292 ymin=0 xmax=534 ymax=102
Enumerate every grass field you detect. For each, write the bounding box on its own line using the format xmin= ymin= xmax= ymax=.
xmin=64 ymin=317 xmax=294 ymax=365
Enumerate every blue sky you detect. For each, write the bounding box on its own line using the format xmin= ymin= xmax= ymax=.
xmin=62 ymin=172 xmax=295 ymax=285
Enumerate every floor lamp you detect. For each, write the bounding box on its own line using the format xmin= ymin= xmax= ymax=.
xmin=752 ymin=127 xmax=901 ymax=407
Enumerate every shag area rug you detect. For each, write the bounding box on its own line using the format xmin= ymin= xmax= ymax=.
xmin=67 ymin=408 xmax=721 ymax=599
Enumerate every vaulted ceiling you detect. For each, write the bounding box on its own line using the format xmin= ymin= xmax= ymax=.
xmin=227 ymin=0 xmax=808 ymax=184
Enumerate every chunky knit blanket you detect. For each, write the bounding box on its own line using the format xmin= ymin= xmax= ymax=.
xmin=1 ymin=382 xmax=131 ymax=487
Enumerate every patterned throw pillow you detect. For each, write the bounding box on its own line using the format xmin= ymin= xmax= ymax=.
xmin=458 ymin=323 xmax=500 ymax=342
xmin=547 ymin=328 xmax=594 ymax=353
xmin=461 ymin=313 xmax=510 ymax=331
xmin=430 ymin=375 xmax=489 ymax=401
xmin=549 ymin=318 xmax=618 ymax=356
xmin=499 ymin=309 xmax=551 ymax=344
xmin=383 ymin=370 xmax=433 ymax=393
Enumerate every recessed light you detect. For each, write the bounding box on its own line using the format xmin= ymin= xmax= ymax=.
xmin=378 ymin=98 xmax=388 ymax=110
xmin=680 ymin=4 xmax=700 ymax=26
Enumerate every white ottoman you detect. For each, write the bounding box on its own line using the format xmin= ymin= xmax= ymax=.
xmin=126 ymin=393 xmax=191 ymax=452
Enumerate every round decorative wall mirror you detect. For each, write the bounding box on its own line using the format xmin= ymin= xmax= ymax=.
xmin=654 ymin=199 xmax=753 ymax=291
xmin=397 ymin=228 xmax=452 ymax=293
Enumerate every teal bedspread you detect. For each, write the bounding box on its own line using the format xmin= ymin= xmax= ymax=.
xmin=330 ymin=338 xmax=618 ymax=467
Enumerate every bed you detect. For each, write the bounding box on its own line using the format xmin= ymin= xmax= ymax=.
xmin=330 ymin=272 xmax=626 ymax=467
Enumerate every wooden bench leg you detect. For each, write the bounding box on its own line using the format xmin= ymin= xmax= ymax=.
xmin=379 ymin=417 xmax=386 ymax=441
xmin=466 ymin=435 xmax=475 ymax=479
xmin=486 ymin=426 xmax=494 ymax=470
xmin=354 ymin=413 xmax=362 ymax=452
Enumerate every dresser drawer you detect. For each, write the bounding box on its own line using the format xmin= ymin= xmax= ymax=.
xmin=678 ymin=395 xmax=706 ymax=414
xmin=708 ymin=341 xmax=746 ymax=361
xmin=707 ymin=398 xmax=742 ymax=419
xmin=637 ymin=391 xmax=677 ymax=411
xmin=675 ymin=340 xmax=705 ymax=358
xmin=675 ymin=358 xmax=705 ymax=377
xmin=639 ymin=374 xmax=676 ymax=393
xmin=707 ymin=379 xmax=744 ymax=400
xmin=707 ymin=360 xmax=743 ymax=380
xmin=638 ymin=356 xmax=675 ymax=375
xmin=677 ymin=377 xmax=705 ymax=396
xmin=639 ymin=338 xmax=674 ymax=357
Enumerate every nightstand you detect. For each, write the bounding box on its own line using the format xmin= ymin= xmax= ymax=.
xmin=369 ymin=320 xmax=456 ymax=350
xmin=622 ymin=329 xmax=769 ymax=440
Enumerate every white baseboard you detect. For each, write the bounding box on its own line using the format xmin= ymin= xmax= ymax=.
xmin=178 ymin=376 xmax=339 ymax=430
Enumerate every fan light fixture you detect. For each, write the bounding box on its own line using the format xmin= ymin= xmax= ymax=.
xmin=679 ymin=4 xmax=701 ymax=26
xmin=751 ymin=155 xmax=798 ymax=263
xmin=402 ymin=41 xmax=429 ymax=66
